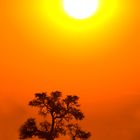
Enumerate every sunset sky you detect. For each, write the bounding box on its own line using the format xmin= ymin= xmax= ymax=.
xmin=0 ymin=0 xmax=140 ymax=140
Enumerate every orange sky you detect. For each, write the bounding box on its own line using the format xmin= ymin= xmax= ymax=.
xmin=0 ymin=0 xmax=140 ymax=140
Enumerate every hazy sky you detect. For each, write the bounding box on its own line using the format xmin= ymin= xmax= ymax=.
xmin=0 ymin=0 xmax=140 ymax=139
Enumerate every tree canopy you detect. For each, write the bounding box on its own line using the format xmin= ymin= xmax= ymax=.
xmin=19 ymin=91 xmax=91 ymax=140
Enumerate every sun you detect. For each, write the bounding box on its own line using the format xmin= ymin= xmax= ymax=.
xmin=63 ymin=0 xmax=99 ymax=19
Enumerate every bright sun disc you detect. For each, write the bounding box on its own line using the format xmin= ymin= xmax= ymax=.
xmin=63 ymin=0 xmax=98 ymax=19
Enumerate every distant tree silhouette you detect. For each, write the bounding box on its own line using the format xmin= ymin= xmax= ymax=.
xmin=19 ymin=91 xmax=91 ymax=140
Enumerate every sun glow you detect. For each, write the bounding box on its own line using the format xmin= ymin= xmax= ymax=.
xmin=19 ymin=0 xmax=122 ymax=32
xmin=63 ymin=0 xmax=99 ymax=19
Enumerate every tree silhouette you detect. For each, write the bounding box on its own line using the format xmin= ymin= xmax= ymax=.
xmin=19 ymin=91 xmax=91 ymax=140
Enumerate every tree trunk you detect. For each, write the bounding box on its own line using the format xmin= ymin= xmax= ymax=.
xmin=50 ymin=112 xmax=55 ymax=140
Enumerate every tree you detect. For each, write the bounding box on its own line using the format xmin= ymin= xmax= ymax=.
xmin=19 ymin=91 xmax=91 ymax=140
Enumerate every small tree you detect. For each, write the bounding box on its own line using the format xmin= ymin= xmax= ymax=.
xmin=19 ymin=91 xmax=91 ymax=140
xmin=67 ymin=123 xmax=91 ymax=140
